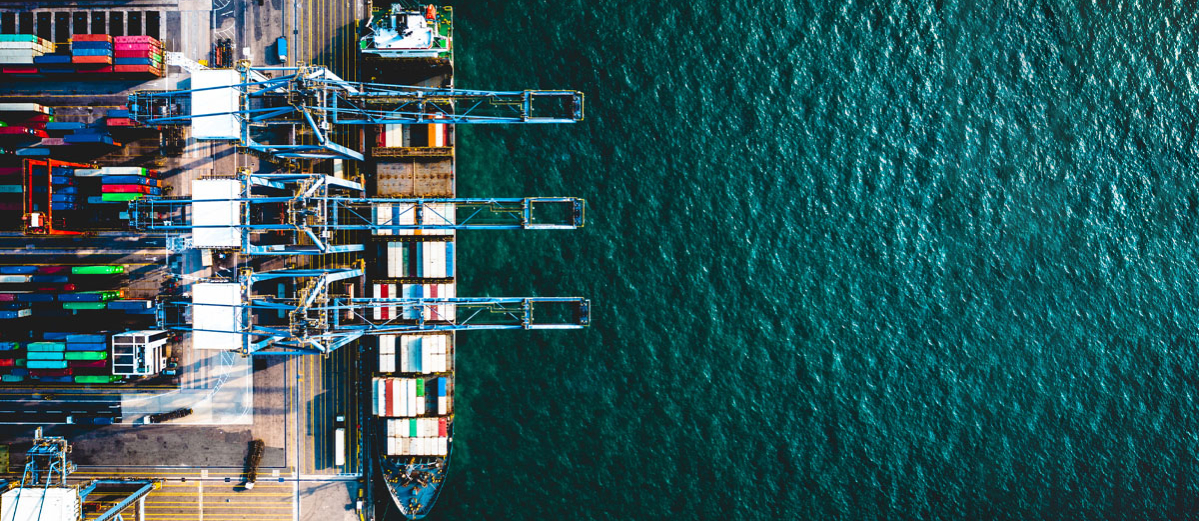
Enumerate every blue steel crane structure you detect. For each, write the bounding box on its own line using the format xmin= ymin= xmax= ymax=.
xmin=128 ymin=172 xmax=585 ymax=255
xmin=172 ymin=267 xmax=589 ymax=355
xmin=126 ymin=65 xmax=584 ymax=160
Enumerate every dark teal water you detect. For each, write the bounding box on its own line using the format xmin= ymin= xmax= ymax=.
xmin=440 ymin=2 xmax=1199 ymax=519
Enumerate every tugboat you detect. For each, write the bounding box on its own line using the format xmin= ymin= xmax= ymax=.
xmin=359 ymin=3 xmax=452 ymax=59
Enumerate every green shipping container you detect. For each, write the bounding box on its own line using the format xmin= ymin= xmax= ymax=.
xmin=71 ymin=266 xmax=125 ymax=275
xmin=65 ymin=351 xmax=107 ymax=361
xmin=74 ymin=375 xmax=115 ymax=384
xmin=63 ymin=302 xmax=107 ymax=310
xmin=416 ymin=379 xmax=424 ymax=397
xmin=28 ymin=351 xmax=65 ymax=360
xmin=101 ymin=193 xmax=143 ymax=202
xmin=27 ymin=342 xmax=66 ymax=352
xmin=409 ymin=419 xmax=417 ymax=437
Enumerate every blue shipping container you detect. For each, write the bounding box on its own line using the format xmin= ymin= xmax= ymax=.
xmin=113 ymin=57 xmax=153 ymax=65
xmin=57 ymin=186 xmax=77 ymax=194
xmin=39 ymin=376 xmax=72 ymax=383
xmin=50 ymin=203 xmax=75 ymax=211
xmin=51 ymin=176 xmax=74 ymax=185
xmin=34 ymin=54 xmax=72 ymax=64
xmin=107 ymin=109 xmax=129 ymax=118
xmin=46 ymin=123 xmax=84 ymax=131
xmin=65 ymin=343 xmax=106 ymax=351
xmin=71 ymin=41 xmax=113 ymax=50
xmin=71 ymin=48 xmax=112 ymax=56
xmin=63 ymin=134 xmax=114 ymax=145
xmin=51 ymin=194 xmax=75 ymax=202
xmin=438 ymin=377 xmax=446 ymax=396
xmin=107 ymin=300 xmax=151 ymax=310
xmin=30 ymin=275 xmax=68 ymax=283
xmin=65 ymin=334 xmax=106 ymax=343
xmin=10 ymin=368 xmax=27 ymax=376
xmin=0 ymin=342 xmax=16 ymax=350
xmin=0 ymin=310 xmax=28 ymax=319
xmin=0 ymin=266 xmax=37 ymax=274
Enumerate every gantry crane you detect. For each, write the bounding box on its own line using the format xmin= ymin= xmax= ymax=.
xmin=127 ymin=171 xmax=585 ymax=255
xmin=126 ymin=65 xmax=584 ymax=160
xmin=1 ymin=428 xmax=159 ymax=521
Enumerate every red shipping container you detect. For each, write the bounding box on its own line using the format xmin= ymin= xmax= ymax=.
xmin=36 ymin=284 xmax=77 ymax=291
xmin=438 ymin=418 xmax=447 ymax=436
xmin=0 ymin=127 xmax=48 ymax=138
xmin=0 ymin=168 xmax=18 ymax=175
xmin=72 ymin=56 xmax=112 ymax=64
xmin=114 ymin=50 xmax=156 ymax=58
xmin=29 ymin=368 xmax=72 ymax=377
xmin=101 ymin=184 xmax=154 ymax=194
xmin=2 ymin=67 xmax=37 ymax=74
xmin=114 ymin=65 xmax=162 ymax=75
xmin=0 ymin=294 xmax=17 ymax=302
xmin=115 ymin=43 xmax=159 ymax=51
xmin=37 ymin=266 xmax=69 ymax=274
xmin=0 ymin=203 xmax=19 ymax=211
xmin=72 ymin=34 xmax=113 ymax=42
xmin=106 ymin=118 xmax=135 ymax=127
xmin=115 ymin=35 xmax=161 ymax=45
xmin=0 ymin=359 xmax=14 ymax=367
xmin=69 ymin=360 xmax=107 ymax=368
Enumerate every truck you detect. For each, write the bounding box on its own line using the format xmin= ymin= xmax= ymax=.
xmin=243 ymin=439 xmax=265 ymax=490
xmin=276 ymin=37 xmax=287 ymax=64
xmin=334 ymin=415 xmax=346 ymax=467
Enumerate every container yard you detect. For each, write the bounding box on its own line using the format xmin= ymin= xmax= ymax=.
xmin=0 ymin=1 xmax=585 ymax=520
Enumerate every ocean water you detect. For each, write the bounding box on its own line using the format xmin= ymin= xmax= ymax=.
xmin=432 ymin=1 xmax=1199 ymax=519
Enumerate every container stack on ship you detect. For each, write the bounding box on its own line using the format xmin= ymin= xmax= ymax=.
xmin=362 ymin=2 xmax=456 ymax=518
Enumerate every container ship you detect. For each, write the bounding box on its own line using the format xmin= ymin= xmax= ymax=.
xmin=363 ymin=3 xmax=457 ymax=518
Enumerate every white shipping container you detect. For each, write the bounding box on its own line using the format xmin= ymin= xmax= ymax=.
xmin=398 ymin=203 xmax=417 ymax=236
xmin=374 ymin=204 xmax=393 ymax=236
xmin=424 ymin=242 xmax=446 ymax=278
xmin=387 ymin=242 xmax=400 ymax=278
xmin=376 ymin=379 xmax=386 ymax=416
xmin=371 ymin=284 xmax=383 ymax=320
xmin=387 ymin=436 xmax=397 ymax=456
xmin=438 ymin=396 xmax=448 ymax=415
xmin=438 ymin=438 xmax=448 ymax=456
xmin=0 ymin=103 xmax=50 ymax=114
xmin=408 ymin=378 xmax=418 ymax=417
xmin=398 ymin=378 xmax=412 ymax=419
xmin=380 ymin=335 xmax=395 ymax=354
xmin=0 ymin=275 xmax=32 ymax=283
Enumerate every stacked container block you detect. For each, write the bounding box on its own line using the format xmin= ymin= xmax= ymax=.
xmin=0 ymin=35 xmax=54 ymax=72
xmin=114 ymin=36 xmax=164 ymax=76
xmin=384 ymin=418 xmax=449 ymax=456
xmin=384 ymin=241 xmax=454 ymax=278
xmin=371 ymin=283 xmax=455 ymax=321
xmin=71 ymin=35 xmax=114 ymax=73
xmin=372 ymin=377 xmax=451 ymax=418
xmin=75 ymin=167 xmax=161 ymax=202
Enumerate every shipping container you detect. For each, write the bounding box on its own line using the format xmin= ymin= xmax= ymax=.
xmin=65 ymin=334 xmax=105 ymax=343
xmin=0 ymin=266 xmax=37 ymax=274
xmin=73 ymin=375 xmax=114 ymax=383
xmin=27 ymin=342 xmax=65 ymax=352
xmin=64 ymin=351 xmax=107 ymax=360
xmin=71 ymin=265 xmax=124 ymax=275
xmin=69 ymin=360 xmax=106 ymax=368
xmin=27 ymin=360 xmax=68 ymax=370
xmin=65 ymin=343 xmax=106 ymax=351
xmin=0 ymin=309 xmax=31 ymax=319
xmin=63 ymin=302 xmax=106 ymax=310
xmin=0 ymin=275 xmax=32 ymax=283
xmin=0 ymin=374 xmax=23 ymax=382
xmin=28 ymin=351 xmax=65 ymax=360
xmin=108 ymin=300 xmax=152 ymax=310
